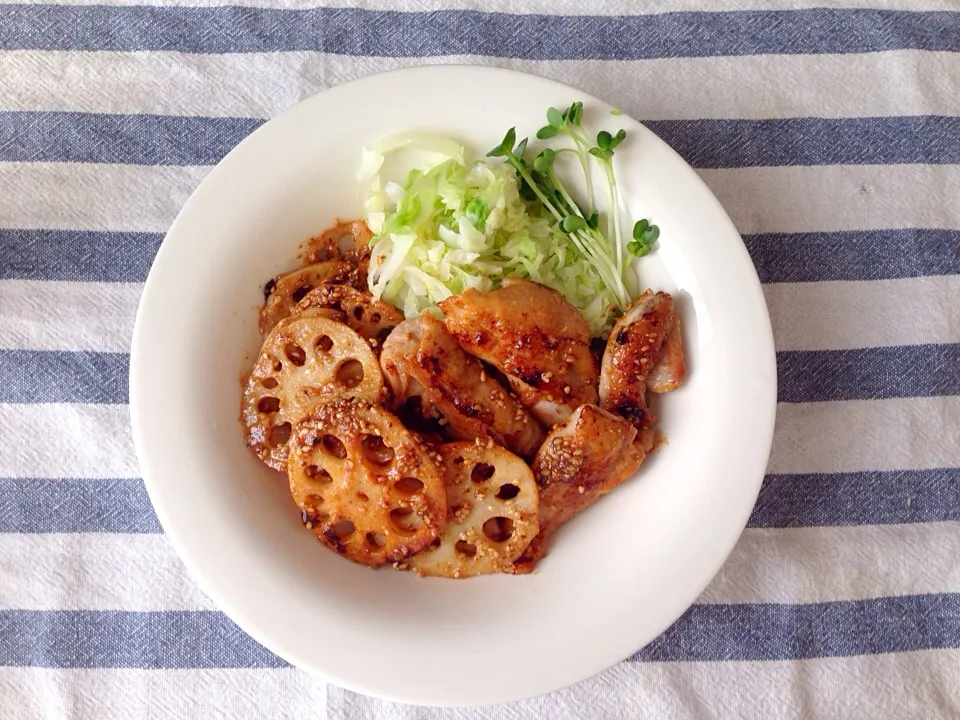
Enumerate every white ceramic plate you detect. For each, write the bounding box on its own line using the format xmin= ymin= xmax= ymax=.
xmin=130 ymin=65 xmax=776 ymax=706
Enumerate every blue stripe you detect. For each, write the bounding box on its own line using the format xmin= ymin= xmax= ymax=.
xmin=1 ymin=594 xmax=957 ymax=666
xmin=644 ymin=116 xmax=960 ymax=169
xmin=631 ymin=593 xmax=960 ymax=662
xmin=749 ymin=469 xmax=960 ymax=528
xmin=3 ymin=228 xmax=955 ymax=285
xmin=0 ymin=611 xmax=286 ymax=668
xmin=0 ymin=351 xmax=128 ymax=404
xmin=3 ymin=112 xmax=959 ymax=168
xmin=744 ymin=229 xmax=960 ymax=284
xmin=5 ymin=345 xmax=959 ymax=405
xmin=0 ymin=112 xmax=261 ymax=166
xmin=0 ymin=7 xmax=956 ymax=57
xmin=0 ymin=229 xmax=162 ymax=283
xmin=3 ymin=468 xmax=955 ymax=534
xmin=777 ymin=343 xmax=960 ymax=403
xmin=0 ymin=478 xmax=160 ymax=533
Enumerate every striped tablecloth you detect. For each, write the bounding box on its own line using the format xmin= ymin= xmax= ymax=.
xmin=2 ymin=2 xmax=959 ymax=718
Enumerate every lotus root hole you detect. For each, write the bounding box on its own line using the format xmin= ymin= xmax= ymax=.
xmin=261 ymin=377 xmax=279 ymax=389
xmin=316 ymin=335 xmax=334 ymax=353
xmin=331 ymin=519 xmax=355 ymax=538
xmin=370 ymin=312 xmax=382 ymax=324
xmin=389 ymin=507 xmax=423 ymax=534
xmin=365 ymin=532 xmax=386 ymax=548
xmin=336 ymin=359 xmax=364 ymax=388
xmin=496 ymin=483 xmax=520 ymax=500
xmin=268 ymin=422 xmax=292 ymax=445
xmin=360 ymin=434 xmax=395 ymax=467
xmin=302 ymin=508 xmax=329 ymax=525
xmin=257 ymin=396 xmax=280 ymax=414
xmin=394 ymin=477 xmax=424 ymax=494
xmin=353 ymin=306 xmax=364 ymax=320
xmin=455 ymin=540 xmax=478 ymax=557
xmin=471 ymin=463 xmax=495 ymax=484
xmin=273 ymin=360 xmax=283 ymax=372
xmin=322 ymin=434 xmax=347 ymax=459
xmin=284 ymin=342 xmax=307 ymax=366
xmin=305 ymin=465 xmax=333 ymax=483
xmin=357 ymin=492 xmax=369 ymax=502
xmin=337 ymin=233 xmax=354 ymax=253
xmin=482 ymin=516 xmax=514 ymax=543
xmin=291 ymin=285 xmax=313 ymax=303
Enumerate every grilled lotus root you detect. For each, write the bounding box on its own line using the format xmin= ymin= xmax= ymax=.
xmin=259 ymin=260 xmax=350 ymax=334
xmin=295 ymin=284 xmax=403 ymax=348
xmin=301 ymin=220 xmax=374 ymax=289
xmin=288 ymin=400 xmax=447 ymax=567
xmin=242 ymin=315 xmax=385 ymax=470
xmin=407 ymin=442 xmax=539 ymax=578
xmin=302 ymin=219 xmax=373 ymax=264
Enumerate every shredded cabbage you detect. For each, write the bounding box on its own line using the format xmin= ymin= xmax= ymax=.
xmin=362 ymin=133 xmax=622 ymax=335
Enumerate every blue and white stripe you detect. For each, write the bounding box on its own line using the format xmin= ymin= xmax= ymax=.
xmin=1 ymin=1 xmax=958 ymax=718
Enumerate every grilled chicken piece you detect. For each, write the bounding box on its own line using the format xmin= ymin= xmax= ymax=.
xmin=438 ymin=280 xmax=598 ymax=426
xmin=599 ymin=290 xmax=682 ymax=429
xmin=380 ymin=313 xmax=546 ymax=459
xmin=515 ymin=405 xmax=651 ymax=570
xmin=646 ymin=314 xmax=685 ymax=393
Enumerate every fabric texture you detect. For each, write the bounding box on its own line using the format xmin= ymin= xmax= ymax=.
xmin=1 ymin=1 xmax=959 ymax=718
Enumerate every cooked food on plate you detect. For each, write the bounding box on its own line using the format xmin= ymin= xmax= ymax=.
xmin=241 ymin=102 xmax=685 ymax=577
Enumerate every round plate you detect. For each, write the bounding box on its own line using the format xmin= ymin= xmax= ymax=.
xmin=130 ymin=65 xmax=776 ymax=706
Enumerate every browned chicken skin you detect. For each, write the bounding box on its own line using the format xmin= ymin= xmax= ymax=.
xmin=514 ymin=404 xmax=651 ymax=570
xmin=380 ymin=313 xmax=546 ymax=459
xmin=439 ymin=279 xmax=598 ymax=426
xmin=647 ymin=314 xmax=685 ymax=393
xmin=599 ymin=290 xmax=682 ymax=428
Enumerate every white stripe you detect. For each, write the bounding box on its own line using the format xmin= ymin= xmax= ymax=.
xmin=2 ymin=522 xmax=955 ymax=612
xmin=0 ymin=668 xmax=328 ymax=720
xmin=0 ymin=534 xmax=216 ymax=611
xmin=0 ymin=281 xmax=141 ymax=353
xmin=765 ymin=275 xmax=960 ymax=352
xmin=1 ymin=398 xmax=956 ymax=482
xmin=769 ymin=396 xmax=960 ymax=475
xmin=699 ymin=164 xmax=960 ymax=235
xmin=5 ymin=276 xmax=958 ymax=357
xmin=0 ymin=404 xmax=138 ymax=479
xmin=0 ymin=163 xmax=209 ymax=233
xmin=2 ymin=50 xmax=957 ymax=121
xmin=0 ymin=0 xmax=952 ymax=12
xmin=2 ymin=655 xmax=955 ymax=720
xmin=700 ymin=522 xmax=960 ymax=605
xmin=4 ymin=162 xmax=958 ymax=235
xmin=324 ymin=651 xmax=960 ymax=719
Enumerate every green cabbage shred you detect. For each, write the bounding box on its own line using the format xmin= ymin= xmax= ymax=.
xmin=362 ymin=116 xmax=653 ymax=336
